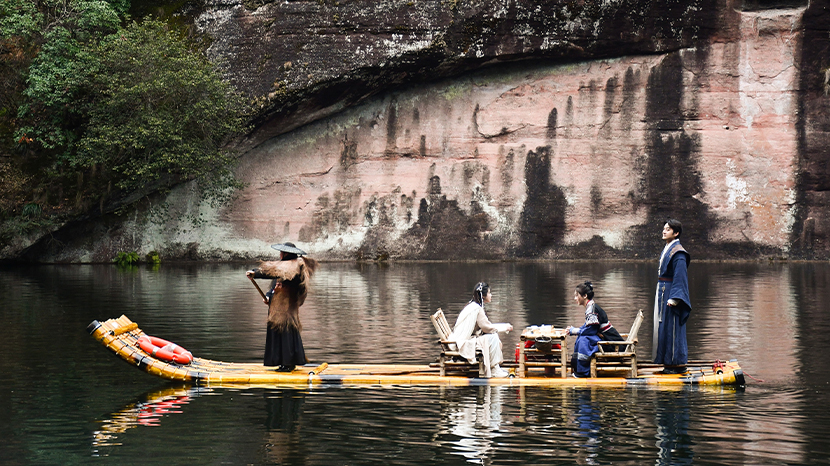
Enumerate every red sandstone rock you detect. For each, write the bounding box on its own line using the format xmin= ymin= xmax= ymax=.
xmin=12 ymin=0 xmax=830 ymax=262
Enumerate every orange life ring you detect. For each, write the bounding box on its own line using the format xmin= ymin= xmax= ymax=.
xmin=137 ymin=335 xmax=193 ymax=365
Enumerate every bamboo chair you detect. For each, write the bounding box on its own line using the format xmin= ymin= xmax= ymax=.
xmin=590 ymin=309 xmax=644 ymax=378
xmin=430 ymin=308 xmax=485 ymax=377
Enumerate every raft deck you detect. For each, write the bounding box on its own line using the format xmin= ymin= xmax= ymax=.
xmin=88 ymin=315 xmax=746 ymax=387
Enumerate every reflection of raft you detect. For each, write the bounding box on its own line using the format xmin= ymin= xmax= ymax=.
xmin=92 ymin=385 xmax=204 ymax=450
xmin=88 ymin=315 xmax=746 ymax=387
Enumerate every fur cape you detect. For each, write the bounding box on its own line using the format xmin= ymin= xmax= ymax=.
xmin=256 ymin=257 xmax=318 ymax=331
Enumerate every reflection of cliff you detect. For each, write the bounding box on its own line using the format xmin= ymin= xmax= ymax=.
xmin=738 ymin=387 xmax=805 ymax=464
xmin=514 ymin=384 xmax=804 ymax=464
xmin=651 ymin=385 xmax=805 ymax=464
xmin=302 ymin=261 xmax=657 ymax=365
xmin=91 ymin=385 xmax=311 ymax=463
xmin=789 ymin=263 xmax=830 ymax=461
xmin=694 ymin=264 xmax=800 ymax=381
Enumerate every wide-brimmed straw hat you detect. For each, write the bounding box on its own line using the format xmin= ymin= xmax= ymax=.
xmin=270 ymin=242 xmax=307 ymax=256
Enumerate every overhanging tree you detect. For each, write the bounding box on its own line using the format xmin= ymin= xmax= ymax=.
xmin=3 ymin=1 xmax=247 ymax=217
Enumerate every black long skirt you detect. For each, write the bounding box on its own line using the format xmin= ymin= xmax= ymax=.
xmin=264 ymin=327 xmax=306 ymax=367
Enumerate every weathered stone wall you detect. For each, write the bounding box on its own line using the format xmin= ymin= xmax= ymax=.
xmin=197 ymin=0 xmax=721 ymax=149
xmin=12 ymin=0 xmax=830 ymax=262
xmin=792 ymin=2 xmax=830 ymax=257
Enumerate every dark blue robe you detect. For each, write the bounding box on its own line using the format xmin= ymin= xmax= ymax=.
xmin=570 ymin=302 xmax=625 ymax=377
xmin=572 ymin=324 xmax=601 ymax=377
xmin=653 ymin=241 xmax=691 ymax=366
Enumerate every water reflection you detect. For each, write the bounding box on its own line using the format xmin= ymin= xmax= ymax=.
xmin=88 ymin=382 xmax=814 ymax=465
xmin=572 ymin=390 xmax=601 ymax=465
xmin=692 ymin=263 xmax=800 ymax=384
xmin=441 ymin=386 xmax=505 ymax=464
xmin=654 ymin=389 xmax=693 ymax=465
xmin=92 ymin=386 xmax=207 ymax=455
xmin=263 ymin=390 xmax=306 ymax=465
xmin=735 ymin=387 xmax=806 ymax=464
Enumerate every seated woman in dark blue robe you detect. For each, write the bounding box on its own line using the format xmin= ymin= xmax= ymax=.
xmin=566 ymin=281 xmax=625 ymax=378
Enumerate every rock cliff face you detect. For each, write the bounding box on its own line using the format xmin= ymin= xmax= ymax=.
xmin=15 ymin=0 xmax=830 ymax=262
xmin=197 ymin=0 xmax=720 ymax=150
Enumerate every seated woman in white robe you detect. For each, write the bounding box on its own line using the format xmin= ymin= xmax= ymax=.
xmin=448 ymin=282 xmax=513 ymax=378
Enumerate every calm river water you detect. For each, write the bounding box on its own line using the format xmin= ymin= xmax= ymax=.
xmin=1 ymin=261 xmax=829 ymax=465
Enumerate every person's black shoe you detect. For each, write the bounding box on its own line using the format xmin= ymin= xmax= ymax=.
xmin=657 ymin=366 xmax=687 ymax=375
xmin=276 ymin=365 xmax=295 ymax=372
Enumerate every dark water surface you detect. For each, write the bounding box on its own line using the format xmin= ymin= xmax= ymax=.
xmin=2 ymin=261 xmax=829 ymax=465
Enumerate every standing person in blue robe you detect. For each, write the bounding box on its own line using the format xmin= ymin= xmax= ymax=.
xmin=653 ymin=218 xmax=691 ymax=374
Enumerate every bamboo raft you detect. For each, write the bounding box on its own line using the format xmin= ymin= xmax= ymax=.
xmin=88 ymin=315 xmax=746 ymax=387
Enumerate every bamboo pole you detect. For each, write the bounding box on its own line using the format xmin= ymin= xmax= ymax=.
xmin=248 ymin=276 xmax=267 ymax=302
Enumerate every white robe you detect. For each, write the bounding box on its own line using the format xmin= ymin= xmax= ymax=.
xmin=448 ymin=302 xmax=505 ymax=378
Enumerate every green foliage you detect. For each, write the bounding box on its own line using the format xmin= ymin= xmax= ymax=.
xmin=0 ymin=214 xmax=58 ymax=250
xmin=0 ymin=0 xmax=42 ymax=38
xmin=19 ymin=26 xmax=91 ymax=152
xmin=0 ymin=162 xmax=29 ymax=213
xmin=1 ymin=1 xmax=125 ymax=38
xmin=114 ymin=250 xmax=139 ymax=266
xmin=0 ymin=2 xmax=44 ymax=169
xmin=75 ymin=19 xmax=248 ymax=193
xmin=21 ymin=202 xmax=41 ymax=218
xmin=1 ymin=1 xmax=248 ymax=228
xmin=145 ymin=250 xmax=160 ymax=264
xmin=242 ymin=0 xmax=276 ymax=10
xmin=16 ymin=3 xmax=122 ymax=144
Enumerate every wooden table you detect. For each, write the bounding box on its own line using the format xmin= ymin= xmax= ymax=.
xmin=518 ymin=326 xmax=569 ymax=378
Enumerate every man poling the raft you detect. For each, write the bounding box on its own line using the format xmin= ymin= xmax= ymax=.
xmin=246 ymin=242 xmax=318 ymax=373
